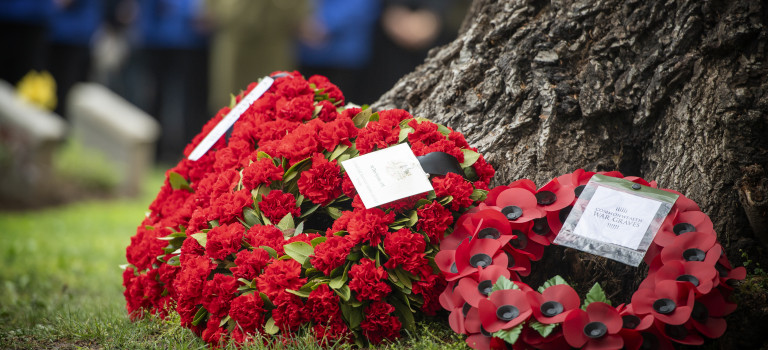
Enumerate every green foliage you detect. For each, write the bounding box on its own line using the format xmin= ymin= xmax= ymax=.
xmin=582 ymin=283 xmax=611 ymax=310
xmin=52 ymin=139 xmax=120 ymax=193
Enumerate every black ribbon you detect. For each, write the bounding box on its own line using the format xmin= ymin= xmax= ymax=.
xmin=416 ymin=152 xmax=465 ymax=178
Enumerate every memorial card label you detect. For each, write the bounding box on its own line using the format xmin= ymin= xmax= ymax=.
xmin=572 ymin=186 xmax=663 ymax=250
xmin=341 ymin=143 xmax=433 ymax=209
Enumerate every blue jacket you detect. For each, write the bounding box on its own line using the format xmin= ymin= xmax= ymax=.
xmin=0 ymin=0 xmax=53 ymax=24
xmin=49 ymin=0 xmax=103 ymax=45
xmin=137 ymin=0 xmax=208 ymax=49
xmin=298 ymin=0 xmax=380 ymax=68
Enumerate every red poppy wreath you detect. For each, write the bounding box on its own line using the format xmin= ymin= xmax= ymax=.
xmin=437 ymin=169 xmax=746 ymax=350
xmin=122 ymin=72 xmax=496 ymax=347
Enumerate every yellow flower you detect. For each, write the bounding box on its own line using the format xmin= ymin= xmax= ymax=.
xmin=16 ymin=70 xmax=57 ymax=111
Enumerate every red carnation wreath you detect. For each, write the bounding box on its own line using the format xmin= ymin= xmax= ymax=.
xmin=122 ymin=72 xmax=496 ymax=347
xmin=437 ymin=169 xmax=745 ymax=349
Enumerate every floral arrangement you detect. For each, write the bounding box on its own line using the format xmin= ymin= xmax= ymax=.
xmin=122 ymin=72 xmax=496 ymax=346
xmin=437 ymin=169 xmax=745 ymax=349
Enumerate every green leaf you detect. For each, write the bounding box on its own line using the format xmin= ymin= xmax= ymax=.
xmin=415 ymin=198 xmax=432 ymax=208
xmin=492 ymin=324 xmax=523 ymax=344
xmin=326 ymin=206 xmax=343 ymax=219
xmin=299 ymin=203 xmax=322 ymax=219
xmin=460 ymin=149 xmax=481 ymax=167
xmin=349 ymin=306 xmax=364 ymax=330
xmin=256 ymin=151 xmax=272 ymax=160
xmin=168 ymin=171 xmax=192 ymax=191
xmin=337 ymin=154 xmax=351 ymax=163
xmin=582 ymin=283 xmax=611 ymax=310
xmin=264 ymin=317 xmax=279 ymax=335
xmin=389 ymin=295 xmax=416 ymax=330
xmin=229 ymin=93 xmax=236 ymax=108
xmin=276 ymin=213 xmax=295 ymax=231
xmin=361 ymin=245 xmax=377 ymax=259
xmin=333 ymin=284 xmax=351 ymax=301
xmin=243 ymin=207 xmax=261 ymax=227
xmin=283 ymin=157 xmax=311 ymax=183
xmin=405 ymin=210 xmax=419 ymax=228
xmin=191 ymin=307 xmax=207 ymax=326
xmin=470 ymin=188 xmax=488 ymax=202
xmin=191 ymin=232 xmax=207 ymax=248
xmin=259 ymin=245 xmax=278 ymax=259
xmin=491 ymin=276 xmax=519 ymax=293
xmin=310 ymin=236 xmax=327 ymax=247
xmin=437 ymin=123 xmax=452 ymax=136
xmin=294 ymin=221 xmax=305 ymax=236
xmin=398 ymin=126 xmax=414 ymax=142
xmin=538 ymin=275 xmax=570 ymax=293
xmin=394 ymin=268 xmax=413 ymax=289
xmin=260 ymin=292 xmax=275 ymax=309
xmin=286 ymin=288 xmax=311 ymax=298
xmin=463 ymin=164 xmax=478 ymax=181
xmin=166 ymin=255 xmax=180 ymax=266
xmin=352 ymin=108 xmax=373 ymax=128
xmin=530 ymin=321 xmax=558 ymax=338
xmin=157 ymin=231 xmax=187 ymax=240
xmin=438 ymin=195 xmax=454 ymax=207
xmin=283 ymin=241 xmax=314 ymax=265
xmin=219 ymin=315 xmax=231 ymax=328
xmin=329 ymin=144 xmax=350 ymax=161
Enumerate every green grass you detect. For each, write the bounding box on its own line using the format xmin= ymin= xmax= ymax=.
xmin=0 ymin=168 xmax=467 ymax=349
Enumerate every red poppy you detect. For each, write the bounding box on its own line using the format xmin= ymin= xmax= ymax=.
xmin=502 ymin=245 xmax=532 ymax=277
xmin=562 ymin=302 xmax=623 ymax=349
xmin=649 ymin=260 xmax=717 ymax=295
xmin=520 ymin=326 xmax=570 ymax=350
xmin=545 ymin=204 xmax=573 ymax=237
xmin=478 ymin=289 xmax=532 ymax=332
xmin=623 ymin=324 xmax=675 ymax=350
xmin=441 ymin=209 xmax=514 ymax=251
xmin=689 ymin=288 xmax=735 ymax=338
xmin=714 ymin=253 xmax=747 ymax=291
xmin=455 ymin=265 xmax=511 ymax=307
xmin=485 ymin=187 xmax=544 ymax=224
xmin=527 ymin=284 xmax=581 ymax=324
xmin=439 ymin=282 xmax=470 ymax=334
xmin=436 ymin=236 xmax=509 ymax=281
xmin=631 ymin=280 xmax=695 ymax=325
xmin=535 ymin=178 xmax=576 ymax=212
xmin=654 ymin=210 xmax=715 ymax=247
xmin=661 ymin=232 xmax=721 ymax=265
xmin=653 ymin=319 xmax=703 ymax=345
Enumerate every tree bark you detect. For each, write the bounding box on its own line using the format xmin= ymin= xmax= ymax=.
xmin=374 ymin=0 xmax=767 ymax=347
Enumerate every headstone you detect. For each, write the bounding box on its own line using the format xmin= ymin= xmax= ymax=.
xmin=67 ymin=83 xmax=160 ymax=196
xmin=0 ymin=80 xmax=68 ymax=208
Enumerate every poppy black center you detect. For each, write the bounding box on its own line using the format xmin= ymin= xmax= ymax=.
xmin=676 ymin=274 xmax=700 ymax=286
xmin=535 ymin=191 xmax=557 ymax=205
xmin=470 ymin=253 xmax=492 ymax=268
xmin=532 ymin=218 xmax=549 ymax=235
xmin=715 ymin=262 xmax=728 ymax=277
xmin=583 ymin=321 xmax=607 ymax=338
xmin=673 ymin=222 xmax=696 ymax=235
xmin=478 ymin=227 xmax=501 ymax=239
xmin=480 ymin=325 xmax=492 ymax=337
xmin=691 ymin=301 xmax=709 ymax=322
xmin=462 ymin=302 xmax=472 ymax=317
xmin=540 ymin=301 xmax=564 ymax=317
xmin=510 ymin=230 xmax=528 ymax=249
xmin=574 ymin=185 xmax=586 ymax=198
xmin=683 ymin=248 xmax=706 ymax=262
xmin=559 ymin=206 xmax=572 ymax=223
xmin=496 ymin=305 xmax=520 ymax=321
xmin=502 ymin=206 xmax=523 ymax=220
xmin=505 ymin=251 xmax=516 ymax=268
xmin=450 ymin=262 xmax=458 ymax=274
xmin=478 ymin=280 xmax=493 ymax=296
xmin=622 ymin=315 xmax=641 ymax=329
xmin=653 ymin=298 xmax=676 ymax=314
xmin=665 ymin=324 xmax=688 ymax=340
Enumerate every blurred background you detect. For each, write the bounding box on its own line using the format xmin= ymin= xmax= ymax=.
xmin=0 ymin=0 xmax=472 ymax=208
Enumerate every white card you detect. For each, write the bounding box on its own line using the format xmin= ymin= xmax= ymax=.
xmin=571 ymin=186 xmax=663 ymax=250
xmin=341 ymin=143 xmax=433 ymax=209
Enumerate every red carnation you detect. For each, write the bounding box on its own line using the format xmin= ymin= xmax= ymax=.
xmin=245 ymin=224 xmax=286 ymax=255
xmin=311 ymin=235 xmax=355 ymax=275
xmin=417 ymin=201 xmax=455 ymax=244
xmin=276 ymin=94 xmax=314 ymax=122
xmin=231 ymin=248 xmax=271 ymax=280
xmin=432 ymin=172 xmax=475 ymax=211
xmin=306 ymin=284 xmax=342 ymax=324
xmin=346 ymin=208 xmax=395 ymax=246
xmin=201 ymin=274 xmax=240 ymax=318
xmin=355 ymin=120 xmax=401 ymax=155
xmin=206 ymin=222 xmax=245 ymax=260
xmin=383 ymin=228 xmax=427 ymax=273
xmin=309 ymin=75 xmax=344 ymax=103
xmin=316 ymin=100 xmax=339 ymax=122
xmin=318 ymin=117 xmax=358 ymax=151
xmin=348 ymin=258 xmax=391 ymax=301
xmin=256 ymin=259 xmax=306 ymax=300
xmin=242 ymin=158 xmax=283 ymax=190
xmin=563 ymin=302 xmax=624 ymax=349
xmin=229 ymin=292 xmax=265 ymax=333
xmin=259 ymin=190 xmax=301 ymax=224
xmin=209 ymin=189 xmax=253 ymax=225
xmin=298 ymin=154 xmax=343 ymax=206
xmin=360 ymin=301 xmax=402 ymax=344
xmin=407 ymin=119 xmax=445 ymax=145
xmin=271 ymin=292 xmax=309 ymax=332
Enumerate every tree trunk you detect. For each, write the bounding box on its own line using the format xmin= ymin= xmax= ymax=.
xmin=374 ymin=0 xmax=768 ymax=347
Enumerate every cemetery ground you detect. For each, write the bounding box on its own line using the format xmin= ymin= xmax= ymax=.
xmin=0 ymin=167 xmax=464 ymax=350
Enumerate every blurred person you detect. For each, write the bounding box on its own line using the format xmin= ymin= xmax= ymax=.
xmin=206 ymin=0 xmax=308 ymax=111
xmin=135 ymin=0 xmax=210 ymax=164
xmin=297 ymin=0 xmax=379 ymax=104
xmin=47 ymin=0 xmax=104 ymax=117
xmin=364 ymin=0 xmax=467 ymax=100
xmin=0 ymin=0 xmax=53 ymax=86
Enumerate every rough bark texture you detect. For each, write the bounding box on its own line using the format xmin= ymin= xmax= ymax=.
xmin=374 ymin=0 xmax=768 ymax=347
